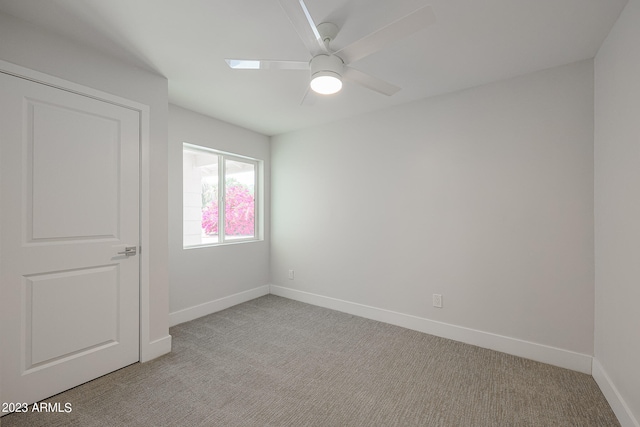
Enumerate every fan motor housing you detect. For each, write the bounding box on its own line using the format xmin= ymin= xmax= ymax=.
xmin=310 ymin=54 xmax=344 ymax=78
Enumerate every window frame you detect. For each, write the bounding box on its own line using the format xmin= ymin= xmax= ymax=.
xmin=183 ymin=143 xmax=261 ymax=248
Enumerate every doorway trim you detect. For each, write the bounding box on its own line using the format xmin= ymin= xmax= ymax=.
xmin=0 ymin=58 xmax=159 ymax=364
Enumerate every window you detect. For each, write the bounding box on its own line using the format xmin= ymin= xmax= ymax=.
xmin=183 ymin=143 xmax=261 ymax=247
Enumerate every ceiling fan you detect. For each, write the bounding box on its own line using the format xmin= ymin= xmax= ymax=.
xmin=225 ymin=0 xmax=436 ymax=98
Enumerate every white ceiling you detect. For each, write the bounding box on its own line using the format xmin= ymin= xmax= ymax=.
xmin=0 ymin=0 xmax=628 ymax=135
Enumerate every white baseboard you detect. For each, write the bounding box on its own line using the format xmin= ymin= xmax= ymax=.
xmin=140 ymin=335 xmax=172 ymax=363
xmin=592 ymin=358 xmax=639 ymax=427
xmin=169 ymin=285 xmax=270 ymax=327
xmin=269 ymin=285 xmax=593 ymax=374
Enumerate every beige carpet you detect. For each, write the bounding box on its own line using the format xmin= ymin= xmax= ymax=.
xmin=2 ymin=295 xmax=619 ymax=426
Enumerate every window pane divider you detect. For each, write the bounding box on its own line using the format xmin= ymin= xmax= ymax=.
xmin=218 ymin=154 xmax=225 ymax=244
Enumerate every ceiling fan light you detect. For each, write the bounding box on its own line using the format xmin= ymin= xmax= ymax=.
xmin=310 ymin=71 xmax=342 ymax=95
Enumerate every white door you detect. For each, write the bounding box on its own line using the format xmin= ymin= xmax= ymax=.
xmin=0 ymin=71 xmax=140 ymax=406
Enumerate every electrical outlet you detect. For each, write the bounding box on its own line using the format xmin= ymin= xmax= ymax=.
xmin=288 ymin=269 xmax=295 ymax=280
xmin=433 ymin=294 xmax=442 ymax=308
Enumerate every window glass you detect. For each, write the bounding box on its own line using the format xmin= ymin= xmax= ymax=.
xmin=183 ymin=144 xmax=259 ymax=247
xmin=223 ymin=159 xmax=255 ymax=239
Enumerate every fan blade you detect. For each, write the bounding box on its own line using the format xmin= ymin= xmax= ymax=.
xmin=343 ymin=67 xmax=400 ymax=96
xmin=335 ymin=5 xmax=435 ymax=64
xmin=225 ymin=59 xmax=309 ymax=70
xmin=299 ymin=87 xmax=317 ymax=106
xmin=278 ymin=0 xmax=328 ymax=55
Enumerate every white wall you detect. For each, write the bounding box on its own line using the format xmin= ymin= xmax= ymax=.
xmin=594 ymin=0 xmax=640 ymax=424
xmin=271 ymin=60 xmax=595 ymax=364
xmin=0 ymin=12 xmax=170 ymax=356
xmin=168 ymin=104 xmax=271 ymax=325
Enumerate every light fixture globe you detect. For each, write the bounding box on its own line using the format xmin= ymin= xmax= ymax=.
xmin=310 ymin=72 xmax=342 ymax=95
xmin=310 ymin=54 xmax=344 ymax=95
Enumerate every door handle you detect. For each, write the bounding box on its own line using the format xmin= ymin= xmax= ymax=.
xmin=117 ymin=246 xmax=137 ymax=257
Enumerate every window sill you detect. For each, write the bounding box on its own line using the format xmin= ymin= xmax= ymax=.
xmin=183 ymin=238 xmax=263 ymax=250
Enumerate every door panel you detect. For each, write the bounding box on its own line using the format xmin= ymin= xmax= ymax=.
xmin=0 ymin=72 xmax=140 ymax=406
xmin=27 ymin=265 xmax=119 ymax=368
xmin=29 ymin=100 xmax=120 ymax=240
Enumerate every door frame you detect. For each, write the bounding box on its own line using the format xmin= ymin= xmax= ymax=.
xmin=0 ymin=59 xmax=155 ymax=368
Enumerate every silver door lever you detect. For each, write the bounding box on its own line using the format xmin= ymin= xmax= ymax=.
xmin=117 ymin=246 xmax=137 ymax=256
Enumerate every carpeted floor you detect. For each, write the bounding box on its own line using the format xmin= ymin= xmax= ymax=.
xmin=2 ymin=295 xmax=619 ymax=426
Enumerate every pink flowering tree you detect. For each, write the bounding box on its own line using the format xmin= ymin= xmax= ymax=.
xmin=202 ymin=183 xmax=254 ymax=236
